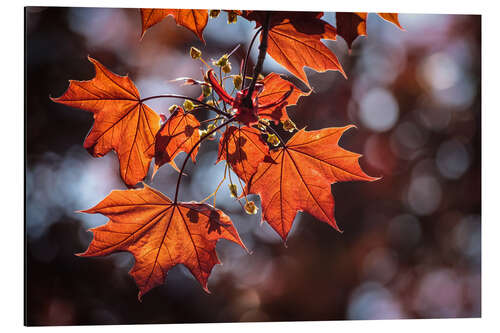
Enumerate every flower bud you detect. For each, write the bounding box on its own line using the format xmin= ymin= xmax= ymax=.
xmin=282 ymin=119 xmax=297 ymax=132
xmin=232 ymin=74 xmax=242 ymax=90
xmin=244 ymin=201 xmax=258 ymax=215
xmin=205 ymin=123 xmax=217 ymax=138
xmin=169 ymin=104 xmax=179 ymax=114
xmin=190 ymin=46 xmax=202 ymax=60
xmin=222 ymin=62 xmax=232 ymax=74
xmin=228 ymin=184 xmax=238 ymax=198
xmin=209 ymin=10 xmax=220 ymax=18
xmin=202 ymin=84 xmax=212 ymax=97
xmin=183 ymin=99 xmax=194 ymax=111
xmin=215 ymin=54 xmax=229 ymax=67
xmin=267 ymin=133 xmax=280 ymax=147
xmin=227 ymin=11 xmax=238 ymax=24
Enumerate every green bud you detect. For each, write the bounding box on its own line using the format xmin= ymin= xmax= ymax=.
xmin=202 ymin=84 xmax=212 ymax=97
xmin=267 ymin=134 xmax=280 ymax=147
xmin=228 ymin=184 xmax=238 ymax=198
xmin=190 ymin=46 xmax=202 ymax=60
xmin=183 ymin=99 xmax=195 ymax=111
xmin=282 ymin=119 xmax=297 ymax=132
xmin=169 ymin=104 xmax=179 ymax=114
xmin=233 ymin=75 xmax=242 ymax=89
xmin=227 ymin=11 xmax=238 ymax=24
xmin=244 ymin=201 xmax=258 ymax=215
xmin=215 ymin=54 xmax=229 ymax=67
xmin=209 ymin=10 xmax=220 ymax=18
xmin=222 ymin=62 xmax=232 ymax=74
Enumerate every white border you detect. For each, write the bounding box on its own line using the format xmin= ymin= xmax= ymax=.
xmin=4 ymin=0 xmax=498 ymax=331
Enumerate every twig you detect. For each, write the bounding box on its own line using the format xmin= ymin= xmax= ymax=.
xmin=242 ymin=27 xmax=263 ymax=90
xmin=140 ymin=94 xmax=232 ymax=118
xmin=243 ymin=12 xmax=271 ymax=107
xmin=174 ymin=116 xmax=236 ymax=203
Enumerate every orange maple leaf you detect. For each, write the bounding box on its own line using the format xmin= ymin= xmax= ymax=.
xmin=336 ymin=12 xmax=404 ymax=49
xmin=378 ymin=13 xmax=404 ymax=30
xmin=151 ymin=107 xmax=201 ymax=175
xmin=51 ymin=57 xmax=160 ymax=187
xmin=78 ymin=184 xmax=247 ymax=299
xmin=257 ymin=73 xmax=309 ymax=124
xmin=217 ymin=126 xmax=270 ymax=184
xmin=244 ymin=11 xmax=346 ymax=87
xmin=245 ymin=126 xmax=378 ymax=241
xmin=140 ymin=8 xmax=208 ymax=42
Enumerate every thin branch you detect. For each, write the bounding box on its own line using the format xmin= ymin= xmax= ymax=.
xmin=242 ymin=27 xmax=263 ymax=90
xmin=243 ymin=12 xmax=271 ymax=106
xmin=174 ymin=116 xmax=236 ymax=203
xmin=140 ymin=94 xmax=231 ymax=118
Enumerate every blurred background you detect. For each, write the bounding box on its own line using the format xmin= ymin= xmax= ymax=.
xmin=25 ymin=7 xmax=481 ymax=325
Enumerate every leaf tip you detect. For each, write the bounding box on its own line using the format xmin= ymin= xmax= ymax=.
xmin=339 ymin=67 xmax=348 ymax=80
xmin=202 ymin=284 xmax=211 ymax=294
xmin=86 ymin=54 xmax=96 ymax=64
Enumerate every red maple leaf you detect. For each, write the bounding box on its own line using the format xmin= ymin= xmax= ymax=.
xmin=151 ymin=106 xmax=201 ymax=175
xmin=245 ymin=126 xmax=379 ymax=241
xmin=242 ymin=11 xmax=346 ymax=86
xmin=51 ymin=57 xmax=160 ymax=187
xmin=217 ymin=126 xmax=270 ymax=184
xmin=336 ymin=12 xmax=404 ymax=49
xmin=140 ymin=8 xmax=209 ymax=42
xmin=78 ymin=184 xmax=247 ymax=299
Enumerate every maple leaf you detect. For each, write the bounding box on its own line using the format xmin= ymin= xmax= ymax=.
xmin=336 ymin=12 xmax=403 ymax=49
xmin=140 ymin=8 xmax=209 ymax=42
xmin=78 ymin=184 xmax=247 ymax=299
xmin=243 ymin=11 xmax=346 ymax=87
xmin=257 ymin=73 xmax=309 ymax=124
xmin=245 ymin=126 xmax=378 ymax=241
xmin=377 ymin=13 xmax=404 ymax=30
xmin=151 ymin=107 xmax=201 ymax=175
xmin=51 ymin=57 xmax=160 ymax=187
xmin=335 ymin=12 xmax=368 ymax=49
xmin=217 ymin=126 xmax=270 ymax=184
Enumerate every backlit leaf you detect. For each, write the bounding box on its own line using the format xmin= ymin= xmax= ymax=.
xmin=336 ymin=12 xmax=403 ymax=49
xmin=246 ymin=126 xmax=378 ymax=241
xmin=140 ymin=8 xmax=209 ymax=42
xmin=79 ymin=184 xmax=246 ymax=299
xmin=378 ymin=13 xmax=404 ymax=30
xmin=151 ymin=107 xmax=201 ymax=175
xmin=217 ymin=126 xmax=270 ymax=184
xmin=51 ymin=57 xmax=160 ymax=187
xmin=244 ymin=11 xmax=346 ymax=87
xmin=257 ymin=73 xmax=309 ymax=123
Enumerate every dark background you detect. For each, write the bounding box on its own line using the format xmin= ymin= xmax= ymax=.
xmin=26 ymin=7 xmax=481 ymax=325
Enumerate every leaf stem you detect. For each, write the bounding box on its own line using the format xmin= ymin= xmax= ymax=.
xmin=173 ymin=116 xmax=236 ymax=203
xmin=242 ymin=27 xmax=263 ymax=90
xmin=140 ymin=94 xmax=231 ymax=118
xmin=243 ymin=13 xmax=271 ymax=106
